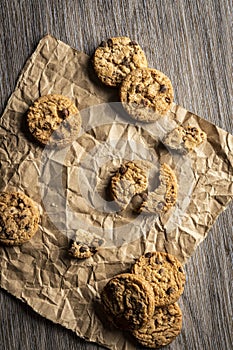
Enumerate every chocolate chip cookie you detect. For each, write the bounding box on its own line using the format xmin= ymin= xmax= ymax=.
xmin=0 ymin=192 xmax=40 ymax=245
xmin=132 ymin=252 xmax=185 ymax=307
xmin=163 ymin=125 xmax=207 ymax=152
xmin=93 ymin=36 xmax=148 ymax=87
xmin=27 ymin=94 xmax=81 ymax=146
xmin=120 ymin=68 xmax=174 ymax=122
xmin=101 ymin=273 xmax=155 ymax=331
xmin=138 ymin=163 xmax=178 ymax=214
xmin=110 ymin=161 xmax=148 ymax=210
xmin=132 ymin=302 xmax=182 ymax=348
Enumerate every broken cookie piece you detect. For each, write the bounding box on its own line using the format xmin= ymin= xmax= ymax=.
xmin=69 ymin=228 xmax=104 ymax=259
xmin=138 ymin=164 xmax=177 ymax=215
xmin=69 ymin=240 xmax=97 ymax=259
xmin=163 ymin=125 xmax=206 ymax=152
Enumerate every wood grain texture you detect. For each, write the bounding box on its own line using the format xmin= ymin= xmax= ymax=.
xmin=0 ymin=0 xmax=232 ymax=349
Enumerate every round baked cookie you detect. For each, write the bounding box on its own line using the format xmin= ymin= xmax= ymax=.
xmin=27 ymin=94 xmax=81 ymax=146
xmin=0 ymin=192 xmax=40 ymax=246
xmin=110 ymin=161 xmax=148 ymax=210
xmin=138 ymin=163 xmax=178 ymax=214
xmin=101 ymin=273 xmax=155 ymax=331
xmin=120 ymin=68 xmax=174 ymax=122
xmin=132 ymin=251 xmax=185 ymax=307
xmin=93 ymin=36 xmax=148 ymax=87
xmin=132 ymin=302 xmax=182 ymax=348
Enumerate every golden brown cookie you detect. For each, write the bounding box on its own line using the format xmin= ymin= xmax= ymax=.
xmin=93 ymin=36 xmax=148 ymax=87
xmin=138 ymin=163 xmax=178 ymax=214
xmin=163 ymin=125 xmax=207 ymax=152
xmin=101 ymin=273 xmax=155 ymax=331
xmin=110 ymin=161 xmax=148 ymax=210
xmin=27 ymin=94 xmax=81 ymax=146
xmin=132 ymin=302 xmax=182 ymax=348
xmin=0 ymin=192 xmax=40 ymax=245
xmin=120 ymin=68 xmax=174 ymax=122
xmin=132 ymin=252 xmax=185 ymax=307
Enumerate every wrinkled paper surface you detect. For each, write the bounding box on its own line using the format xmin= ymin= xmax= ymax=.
xmin=0 ymin=35 xmax=233 ymax=350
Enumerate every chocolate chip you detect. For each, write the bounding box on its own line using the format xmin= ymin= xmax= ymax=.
xmin=70 ymin=239 xmax=75 ymax=246
xmin=100 ymin=40 xmax=107 ymax=47
xmin=160 ymin=85 xmax=167 ymax=93
xmin=155 ymin=257 xmax=162 ymax=264
xmin=25 ymin=224 xmax=30 ymax=231
xmin=42 ymin=122 xmax=51 ymax=130
xmin=141 ymin=99 xmax=149 ymax=107
xmin=178 ymin=266 xmax=184 ymax=273
xmin=131 ymin=194 xmax=143 ymax=209
xmin=158 ymin=268 xmax=164 ymax=274
xmin=119 ymin=165 xmax=127 ymax=175
xmin=121 ymin=58 xmax=130 ymax=67
xmin=165 ymin=97 xmax=171 ymax=103
xmin=145 ymin=252 xmax=152 ymax=258
xmin=130 ymin=41 xmax=138 ymax=46
xmin=157 ymin=202 xmax=165 ymax=210
xmin=90 ymin=247 xmax=97 ymax=253
xmin=79 ymin=246 xmax=89 ymax=253
xmin=135 ymin=85 xmax=142 ymax=93
xmin=59 ymin=108 xmax=69 ymax=119
xmin=98 ymin=239 xmax=104 ymax=246
xmin=166 ymin=287 xmax=175 ymax=295
xmin=107 ymin=38 xmax=113 ymax=47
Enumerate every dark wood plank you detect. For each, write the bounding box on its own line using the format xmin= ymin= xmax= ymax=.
xmin=0 ymin=0 xmax=232 ymax=349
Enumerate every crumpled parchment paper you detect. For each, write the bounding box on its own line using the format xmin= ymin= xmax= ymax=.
xmin=0 ymin=35 xmax=233 ymax=350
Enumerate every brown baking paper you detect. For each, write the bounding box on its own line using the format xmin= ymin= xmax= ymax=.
xmin=0 ymin=35 xmax=233 ymax=350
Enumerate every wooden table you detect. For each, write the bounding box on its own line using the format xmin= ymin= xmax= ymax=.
xmin=0 ymin=1 xmax=232 ymax=349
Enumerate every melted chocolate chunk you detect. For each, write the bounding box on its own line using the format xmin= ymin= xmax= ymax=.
xmin=107 ymin=38 xmax=113 ymax=47
xmin=100 ymin=40 xmax=107 ymax=47
xmin=119 ymin=165 xmax=127 ymax=175
xmin=166 ymin=287 xmax=175 ymax=295
xmin=79 ymin=245 xmax=88 ymax=253
xmin=160 ymin=84 xmax=167 ymax=93
xmin=130 ymin=40 xmax=138 ymax=46
xmin=59 ymin=108 xmax=69 ymax=119
xmin=155 ymin=257 xmax=163 ymax=264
